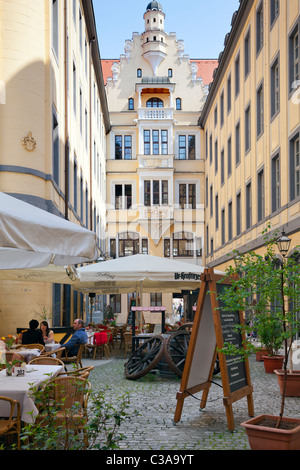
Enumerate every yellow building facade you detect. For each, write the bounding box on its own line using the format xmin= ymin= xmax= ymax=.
xmin=102 ymin=1 xmax=217 ymax=321
xmin=200 ymin=0 xmax=300 ymax=274
xmin=0 ymin=0 xmax=109 ymax=335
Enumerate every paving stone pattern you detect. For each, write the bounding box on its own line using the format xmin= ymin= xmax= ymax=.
xmin=86 ymin=354 xmax=300 ymax=451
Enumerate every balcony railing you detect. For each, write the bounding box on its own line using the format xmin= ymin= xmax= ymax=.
xmin=138 ymin=107 xmax=173 ymax=120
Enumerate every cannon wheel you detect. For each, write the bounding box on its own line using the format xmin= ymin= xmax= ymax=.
xmin=124 ymin=336 xmax=165 ymax=380
xmin=164 ymin=330 xmax=191 ymax=377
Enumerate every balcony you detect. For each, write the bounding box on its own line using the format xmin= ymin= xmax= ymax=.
xmin=137 ymin=107 xmax=174 ymax=120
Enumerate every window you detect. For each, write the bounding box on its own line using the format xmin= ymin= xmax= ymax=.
xmin=256 ymin=3 xmax=264 ymax=55
xmin=215 ymin=139 xmax=218 ymax=173
xmin=290 ymin=134 xmax=300 ymax=201
xmin=179 ymin=183 xmax=196 ymax=209
xmin=110 ymin=295 xmax=121 ymax=314
xmin=119 ymin=233 xmax=139 ymax=257
xmin=110 ymin=239 xmax=116 ymax=258
xmin=209 ymin=134 xmax=213 ymax=164
xmin=144 ymin=180 xmax=168 ymax=206
xmin=236 ymin=192 xmax=241 ymax=236
xmin=215 ymin=194 xmax=219 ymax=230
xmin=221 ymin=149 xmax=225 ymax=185
xmin=178 ymin=135 xmax=196 ymax=159
xmin=73 ymin=62 xmax=76 ymax=115
xmin=128 ymin=98 xmax=134 ymax=110
xmin=79 ymin=7 xmax=82 ymax=53
xmin=142 ymin=239 xmax=148 ymax=254
xmin=137 ymin=68 xmax=142 ymax=78
xmin=235 ymin=53 xmax=240 ymax=96
xmin=164 ymin=239 xmax=170 ymax=257
xmin=115 ymin=184 xmax=132 ymax=209
xmin=168 ymin=68 xmax=173 ymax=78
xmin=227 ymin=73 xmax=232 ymax=113
xmin=270 ymin=0 xmax=279 ymax=27
xmin=221 ymin=209 xmax=225 ymax=245
xmin=245 ymin=104 xmax=251 ymax=152
xmin=52 ymin=0 xmax=59 ymax=60
xmin=73 ymin=159 xmax=77 ymax=212
xmin=272 ymin=153 xmax=280 ymax=212
xmin=235 ymin=121 xmax=240 ymax=165
xmin=52 ymin=108 xmax=59 ymax=185
xmin=228 ymin=136 xmax=232 ymax=176
xmin=176 ymin=98 xmax=181 ymax=110
xmin=246 ymin=181 xmax=252 ymax=229
xmin=115 ymin=135 xmax=132 ymax=160
xmin=150 ymin=293 xmax=162 ymax=307
xmin=228 ymin=201 xmax=232 ymax=240
xmin=220 ymin=92 xmax=224 ymax=126
xmin=271 ymin=58 xmax=280 ymax=117
xmin=146 ymin=97 xmax=163 ymax=107
xmin=257 ymin=169 xmax=265 ymax=221
xmin=173 ymin=232 xmax=194 ymax=257
xmin=289 ymin=24 xmax=299 ymax=93
xmin=210 ymin=185 xmax=213 ymax=217
xmin=214 ymin=105 xmax=218 ymax=127
xmin=245 ymin=29 xmax=251 ymax=77
xmin=257 ymin=84 xmax=264 ymax=137
xmin=144 ymin=130 xmax=168 ymax=155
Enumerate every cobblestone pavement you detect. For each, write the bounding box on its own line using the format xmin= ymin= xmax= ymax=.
xmin=84 ymin=351 xmax=300 ymax=451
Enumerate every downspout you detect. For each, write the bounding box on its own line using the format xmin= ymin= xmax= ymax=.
xmin=64 ymin=0 xmax=69 ymax=220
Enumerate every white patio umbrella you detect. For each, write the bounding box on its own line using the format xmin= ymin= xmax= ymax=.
xmin=0 ymin=192 xmax=98 ymax=269
xmin=75 ymin=254 xmax=223 ymax=294
xmin=0 ymin=264 xmax=79 ymax=284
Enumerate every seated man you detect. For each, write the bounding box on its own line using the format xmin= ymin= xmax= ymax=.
xmin=22 ymin=319 xmax=45 ymax=346
xmin=60 ymin=319 xmax=87 ymax=356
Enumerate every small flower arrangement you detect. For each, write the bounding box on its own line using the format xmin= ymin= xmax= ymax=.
xmin=1 ymin=335 xmax=15 ymax=350
xmin=4 ymin=359 xmax=21 ymax=376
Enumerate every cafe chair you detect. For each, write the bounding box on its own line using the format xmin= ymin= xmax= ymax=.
xmin=41 ymin=347 xmax=66 ymax=359
xmin=57 ymin=366 xmax=94 ymax=379
xmin=17 ymin=344 xmax=45 ymax=353
xmin=92 ymin=331 xmax=110 ymax=360
xmin=60 ymin=343 xmax=86 ymax=369
xmin=37 ymin=376 xmax=91 ymax=448
xmin=0 ymin=396 xmax=21 ymax=449
xmin=4 ymin=352 xmax=26 ymax=365
xmin=28 ymin=356 xmax=64 ymax=366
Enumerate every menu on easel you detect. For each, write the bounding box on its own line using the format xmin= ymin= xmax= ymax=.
xmin=173 ymin=268 xmax=254 ymax=432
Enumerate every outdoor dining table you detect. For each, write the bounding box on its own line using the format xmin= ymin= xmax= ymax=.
xmin=44 ymin=342 xmax=61 ymax=353
xmin=0 ymin=364 xmax=64 ymax=423
xmin=7 ymin=348 xmax=41 ymax=363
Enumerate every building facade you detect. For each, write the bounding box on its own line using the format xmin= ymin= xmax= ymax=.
xmin=102 ymin=1 xmax=217 ymax=321
xmin=0 ymin=0 xmax=109 ymax=335
xmin=200 ymin=0 xmax=300 ymax=270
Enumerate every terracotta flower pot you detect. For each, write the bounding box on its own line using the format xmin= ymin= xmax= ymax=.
xmin=241 ymin=415 xmax=300 ymax=450
xmin=255 ymin=348 xmax=271 ymax=362
xmin=262 ymin=355 xmax=284 ymax=373
xmin=275 ymin=369 xmax=300 ymax=397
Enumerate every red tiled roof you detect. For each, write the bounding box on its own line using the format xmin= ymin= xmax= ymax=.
xmin=101 ymin=59 xmax=218 ymax=86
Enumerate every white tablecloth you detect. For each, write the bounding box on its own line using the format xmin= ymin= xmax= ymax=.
xmin=44 ymin=342 xmax=61 ymax=353
xmin=0 ymin=364 xmax=64 ymax=423
xmin=10 ymin=348 xmax=41 ymax=363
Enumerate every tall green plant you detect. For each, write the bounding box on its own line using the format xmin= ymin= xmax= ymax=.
xmin=217 ymin=225 xmax=300 ymax=426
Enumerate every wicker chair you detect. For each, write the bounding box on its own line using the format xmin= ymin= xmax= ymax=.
xmin=57 ymin=366 xmax=94 ymax=379
xmin=60 ymin=343 xmax=86 ymax=369
xmin=4 ymin=352 xmax=26 ymax=365
xmin=37 ymin=376 xmax=91 ymax=448
xmin=40 ymin=347 xmax=66 ymax=359
xmin=17 ymin=343 xmax=45 ymax=353
xmin=0 ymin=397 xmax=21 ymax=449
xmin=28 ymin=356 xmax=64 ymax=366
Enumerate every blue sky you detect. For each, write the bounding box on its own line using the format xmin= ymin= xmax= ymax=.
xmin=93 ymin=0 xmax=241 ymax=59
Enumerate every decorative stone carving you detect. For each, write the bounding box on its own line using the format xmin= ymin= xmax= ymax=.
xmin=111 ymin=62 xmax=120 ymax=83
xmin=21 ymin=132 xmax=36 ymax=151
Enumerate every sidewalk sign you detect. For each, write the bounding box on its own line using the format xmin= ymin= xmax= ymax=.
xmin=173 ymin=268 xmax=254 ymax=431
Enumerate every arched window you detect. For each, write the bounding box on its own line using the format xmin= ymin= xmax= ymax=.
xmin=146 ymin=97 xmax=164 ymax=108
xmin=128 ymin=98 xmax=134 ymax=110
xmin=137 ymin=68 xmax=142 ymax=78
xmin=176 ymin=98 xmax=182 ymax=110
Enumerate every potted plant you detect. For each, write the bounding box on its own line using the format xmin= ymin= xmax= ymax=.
xmin=217 ymin=225 xmax=300 ymax=450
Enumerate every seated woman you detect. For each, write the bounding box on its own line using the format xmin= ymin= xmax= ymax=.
xmin=40 ymin=321 xmax=54 ymax=344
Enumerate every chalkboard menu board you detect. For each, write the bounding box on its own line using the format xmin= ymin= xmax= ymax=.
xmin=127 ymin=298 xmax=136 ymax=325
xmin=216 ymin=283 xmax=247 ymax=393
